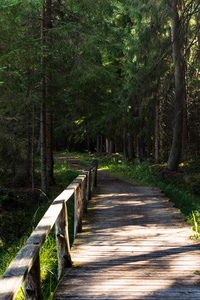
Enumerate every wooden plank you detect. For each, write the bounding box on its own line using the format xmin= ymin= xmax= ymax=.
xmin=53 ymin=172 xmax=200 ymax=299
xmin=24 ymin=253 xmax=43 ymax=299
xmin=0 ymin=243 xmax=40 ymax=300
xmin=55 ymin=202 xmax=72 ymax=279
xmin=0 ymin=161 xmax=98 ymax=300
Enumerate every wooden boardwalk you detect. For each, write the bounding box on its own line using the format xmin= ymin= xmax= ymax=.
xmin=53 ymin=171 xmax=200 ymax=299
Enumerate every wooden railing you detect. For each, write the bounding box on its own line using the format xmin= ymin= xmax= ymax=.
xmin=0 ymin=160 xmax=98 ymax=300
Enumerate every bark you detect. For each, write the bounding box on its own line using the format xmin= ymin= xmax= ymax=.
xmin=182 ymin=104 xmax=187 ymax=160
xmin=96 ymin=135 xmax=103 ymax=154
xmin=108 ymin=141 xmax=114 ymax=154
xmin=123 ymin=127 xmax=128 ymax=159
xmin=138 ymin=137 xmax=145 ymax=160
xmin=87 ymin=135 xmax=91 ymax=152
xmin=106 ymin=139 xmax=109 ymax=153
xmin=46 ymin=110 xmax=55 ymax=185
xmin=155 ymin=104 xmax=159 ymax=163
xmin=167 ymin=0 xmax=186 ymax=171
xmin=24 ymin=254 xmax=43 ymax=300
xmin=96 ymin=135 xmax=100 ymax=154
xmin=41 ymin=106 xmax=47 ymax=196
xmin=31 ymin=105 xmax=35 ymax=190
xmin=45 ymin=0 xmax=55 ymax=186
xmin=40 ymin=6 xmax=47 ymax=196
xmin=138 ymin=119 xmax=146 ymax=160
xmin=196 ymin=11 xmax=200 ymax=61
xmin=127 ymin=131 xmax=134 ymax=161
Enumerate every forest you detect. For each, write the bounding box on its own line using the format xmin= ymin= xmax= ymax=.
xmin=0 ymin=0 xmax=199 ymax=198
xmin=0 ymin=0 xmax=200 ymax=297
xmin=0 ymin=0 xmax=200 ymax=193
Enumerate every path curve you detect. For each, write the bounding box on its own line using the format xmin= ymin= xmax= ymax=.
xmin=53 ymin=157 xmax=200 ymax=299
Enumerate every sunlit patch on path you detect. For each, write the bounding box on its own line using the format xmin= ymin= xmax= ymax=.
xmin=54 ymin=171 xmax=200 ymax=299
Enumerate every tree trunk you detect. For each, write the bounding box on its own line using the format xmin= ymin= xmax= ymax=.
xmin=106 ymin=139 xmax=109 ymax=153
xmin=123 ymin=127 xmax=128 ymax=159
xmin=96 ymin=135 xmax=100 ymax=154
xmin=167 ymin=0 xmax=186 ymax=171
xmin=96 ymin=135 xmax=103 ymax=154
xmin=127 ymin=131 xmax=135 ymax=161
xmin=196 ymin=10 xmax=200 ymax=61
xmin=109 ymin=141 xmax=115 ymax=154
xmin=31 ymin=105 xmax=35 ymax=190
xmin=41 ymin=105 xmax=47 ymax=197
xmin=46 ymin=110 xmax=55 ymax=185
xmin=155 ymin=103 xmax=159 ymax=163
xmin=40 ymin=5 xmax=47 ymax=197
xmin=45 ymin=0 xmax=55 ymax=186
xmin=182 ymin=104 xmax=187 ymax=161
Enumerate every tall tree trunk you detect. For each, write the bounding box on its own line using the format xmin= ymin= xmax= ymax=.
xmin=155 ymin=103 xmax=159 ymax=163
xmin=127 ymin=131 xmax=135 ymax=161
xmin=31 ymin=105 xmax=35 ymax=190
xmin=106 ymin=139 xmax=109 ymax=153
xmin=123 ymin=127 xmax=128 ymax=159
xmin=45 ymin=0 xmax=55 ymax=186
xmin=96 ymin=135 xmax=100 ymax=154
xmin=167 ymin=0 xmax=186 ymax=170
xmin=196 ymin=10 xmax=200 ymax=61
xmin=46 ymin=110 xmax=54 ymax=185
xmin=109 ymin=141 xmax=115 ymax=154
xmin=100 ymin=135 xmax=103 ymax=153
xmin=41 ymin=106 xmax=47 ymax=196
xmin=182 ymin=104 xmax=187 ymax=160
xmin=40 ymin=5 xmax=47 ymax=196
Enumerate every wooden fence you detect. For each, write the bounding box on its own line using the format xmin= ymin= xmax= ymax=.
xmin=0 ymin=160 xmax=98 ymax=300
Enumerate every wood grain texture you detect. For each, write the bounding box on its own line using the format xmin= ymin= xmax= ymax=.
xmin=0 ymin=160 xmax=98 ymax=300
xmin=54 ymin=172 xmax=200 ymax=299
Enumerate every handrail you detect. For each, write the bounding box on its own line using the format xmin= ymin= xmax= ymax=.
xmin=0 ymin=160 xmax=98 ymax=300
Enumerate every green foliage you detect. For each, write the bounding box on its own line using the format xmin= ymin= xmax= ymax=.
xmin=0 ymin=156 xmax=78 ymax=298
xmin=40 ymin=232 xmax=58 ymax=300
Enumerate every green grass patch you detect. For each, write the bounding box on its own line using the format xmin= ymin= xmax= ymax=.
xmin=0 ymin=153 xmax=78 ymax=299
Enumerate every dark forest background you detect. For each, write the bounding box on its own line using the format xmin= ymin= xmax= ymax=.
xmin=0 ymin=0 xmax=200 ymax=193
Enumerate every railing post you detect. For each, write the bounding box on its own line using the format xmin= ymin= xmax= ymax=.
xmin=74 ymin=184 xmax=83 ymax=237
xmin=55 ymin=202 xmax=72 ymax=280
xmin=94 ymin=162 xmax=98 ymax=187
xmin=0 ymin=159 xmax=98 ymax=299
xmin=87 ymin=169 xmax=92 ymax=201
xmin=24 ymin=253 xmax=43 ymax=300
xmin=81 ymin=174 xmax=88 ymax=213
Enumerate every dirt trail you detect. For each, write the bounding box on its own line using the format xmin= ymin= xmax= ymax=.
xmin=54 ymin=154 xmax=87 ymax=171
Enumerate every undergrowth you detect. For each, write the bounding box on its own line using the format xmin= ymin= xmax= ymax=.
xmin=0 ymin=155 xmax=78 ymax=299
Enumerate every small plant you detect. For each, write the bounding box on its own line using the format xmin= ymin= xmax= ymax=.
xmin=192 ymin=211 xmax=198 ymax=232
xmin=190 ymin=234 xmax=200 ymax=240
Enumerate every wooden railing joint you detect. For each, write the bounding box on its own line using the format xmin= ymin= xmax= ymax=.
xmin=0 ymin=159 xmax=98 ymax=300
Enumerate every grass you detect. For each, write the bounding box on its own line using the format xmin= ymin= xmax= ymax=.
xmin=0 ymin=154 xmax=78 ymax=299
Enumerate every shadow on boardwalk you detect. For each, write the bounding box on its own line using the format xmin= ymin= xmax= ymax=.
xmin=53 ymin=170 xmax=200 ymax=300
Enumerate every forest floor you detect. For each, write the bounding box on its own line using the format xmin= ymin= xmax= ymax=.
xmin=54 ymin=154 xmax=87 ymax=171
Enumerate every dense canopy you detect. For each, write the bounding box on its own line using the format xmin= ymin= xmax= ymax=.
xmin=0 ymin=0 xmax=200 ymax=191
